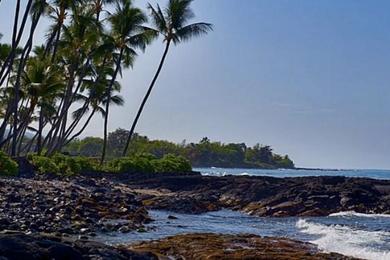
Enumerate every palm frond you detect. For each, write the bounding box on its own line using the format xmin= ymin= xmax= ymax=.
xmin=175 ymin=22 xmax=213 ymax=43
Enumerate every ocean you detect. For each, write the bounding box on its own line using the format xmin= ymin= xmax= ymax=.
xmin=195 ymin=167 xmax=390 ymax=180
xmin=98 ymin=168 xmax=390 ymax=260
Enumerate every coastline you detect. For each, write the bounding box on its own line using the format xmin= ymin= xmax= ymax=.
xmin=0 ymin=170 xmax=388 ymax=259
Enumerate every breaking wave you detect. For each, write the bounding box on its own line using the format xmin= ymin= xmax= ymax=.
xmin=329 ymin=211 xmax=390 ymax=218
xmin=296 ymin=219 xmax=390 ymax=260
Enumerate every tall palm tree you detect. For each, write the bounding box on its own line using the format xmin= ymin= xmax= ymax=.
xmin=10 ymin=0 xmax=49 ymax=155
xmin=100 ymin=0 xmax=155 ymax=164
xmin=44 ymin=0 xmax=84 ymax=60
xmin=21 ymin=47 xmax=64 ymax=153
xmin=122 ymin=0 xmax=212 ymax=156
xmin=45 ymin=6 xmax=102 ymax=154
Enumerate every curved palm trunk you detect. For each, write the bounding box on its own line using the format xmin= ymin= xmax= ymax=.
xmin=100 ymin=48 xmax=123 ymax=164
xmin=65 ymin=107 xmax=96 ymax=146
xmin=0 ymin=0 xmax=31 ymax=84
xmin=11 ymin=7 xmax=43 ymax=156
xmin=122 ymin=40 xmax=171 ymax=156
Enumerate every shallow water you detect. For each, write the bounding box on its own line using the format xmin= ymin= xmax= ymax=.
xmin=97 ymin=167 xmax=390 ymax=259
xmin=195 ymin=167 xmax=390 ymax=180
xmin=98 ymin=210 xmax=390 ymax=260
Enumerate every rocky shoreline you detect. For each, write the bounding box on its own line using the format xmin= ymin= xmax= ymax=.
xmin=0 ymin=177 xmax=151 ymax=236
xmin=130 ymin=233 xmax=359 ymax=259
xmin=0 ymin=232 xmax=359 ymax=260
xmin=0 ymin=171 xmax=389 ymax=259
xmin=126 ymin=173 xmax=390 ymax=217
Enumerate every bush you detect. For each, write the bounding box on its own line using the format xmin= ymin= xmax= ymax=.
xmin=28 ymin=154 xmax=97 ymax=176
xmin=28 ymin=155 xmax=59 ymax=175
xmin=0 ymin=151 xmax=18 ymax=176
xmin=27 ymin=153 xmax=192 ymax=176
xmin=152 ymin=154 xmax=192 ymax=173
xmin=106 ymin=155 xmax=154 ymax=173
xmin=105 ymin=154 xmax=192 ymax=174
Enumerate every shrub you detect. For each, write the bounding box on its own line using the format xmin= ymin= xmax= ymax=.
xmin=28 ymin=154 xmax=97 ymax=176
xmin=152 ymin=154 xmax=192 ymax=173
xmin=0 ymin=151 xmax=18 ymax=176
xmin=73 ymin=156 xmax=97 ymax=172
xmin=106 ymin=155 xmax=154 ymax=173
xmin=29 ymin=155 xmax=59 ymax=175
xmin=105 ymin=154 xmax=191 ymax=174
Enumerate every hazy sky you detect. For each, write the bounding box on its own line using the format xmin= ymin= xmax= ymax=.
xmin=1 ymin=0 xmax=390 ymax=169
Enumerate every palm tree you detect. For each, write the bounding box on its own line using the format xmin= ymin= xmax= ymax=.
xmin=10 ymin=0 xmax=49 ymax=155
xmin=100 ymin=0 xmax=155 ymax=164
xmin=122 ymin=0 xmax=212 ymax=156
xmin=44 ymin=0 xmax=84 ymax=60
xmin=64 ymin=60 xmax=123 ymax=146
xmin=45 ymin=6 xmax=102 ymax=154
xmin=21 ymin=47 xmax=64 ymax=153
xmin=89 ymin=0 xmax=115 ymax=21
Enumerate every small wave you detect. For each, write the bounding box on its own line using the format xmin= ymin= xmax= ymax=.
xmin=329 ymin=211 xmax=390 ymax=218
xmin=296 ymin=219 xmax=390 ymax=260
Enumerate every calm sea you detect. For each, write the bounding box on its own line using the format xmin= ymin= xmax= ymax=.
xmin=195 ymin=167 xmax=390 ymax=180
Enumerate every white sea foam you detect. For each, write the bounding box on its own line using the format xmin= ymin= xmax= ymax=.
xmin=329 ymin=211 xmax=390 ymax=218
xmin=296 ymin=219 xmax=390 ymax=260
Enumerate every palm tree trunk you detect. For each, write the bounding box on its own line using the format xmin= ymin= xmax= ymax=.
xmin=23 ymin=131 xmax=39 ymax=154
xmin=122 ymin=40 xmax=171 ymax=156
xmin=65 ymin=107 xmax=96 ymax=146
xmin=36 ymin=108 xmax=44 ymax=154
xmin=46 ymin=62 xmax=78 ymax=155
xmin=0 ymin=0 xmax=32 ymax=85
xmin=11 ymin=9 xmax=43 ymax=156
xmin=101 ymin=48 xmax=123 ymax=164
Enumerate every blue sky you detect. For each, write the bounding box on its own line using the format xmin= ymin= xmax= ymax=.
xmin=1 ymin=0 xmax=390 ymax=169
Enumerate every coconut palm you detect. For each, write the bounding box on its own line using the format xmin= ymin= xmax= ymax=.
xmin=10 ymin=0 xmax=50 ymax=155
xmin=44 ymin=0 xmax=85 ymax=60
xmin=44 ymin=7 xmax=102 ymax=154
xmin=99 ymin=0 xmax=156 ymax=164
xmin=122 ymin=0 xmax=212 ymax=156
xmin=21 ymin=47 xmax=64 ymax=153
xmin=89 ymin=0 xmax=115 ymax=21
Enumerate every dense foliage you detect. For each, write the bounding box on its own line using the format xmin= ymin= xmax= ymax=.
xmin=0 ymin=0 xmax=212 ymax=164
xmin=0 ymin=151 xmax=18 ymax=176
xmin=106 ymin=154 xmax=192 ymax=173
xmin=27 ymin=153 xmax=96 ymax=176
xmin=27 ymin=152 xmax=192 ymax=175
xmin=64 ymin=129 xmax=295 ymax=169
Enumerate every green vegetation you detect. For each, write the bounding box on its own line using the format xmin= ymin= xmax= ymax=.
xmin=26 ymin=152 xmax=192 ymax=176
xmin=0 ymin=151 xmax=18 ymax=176
xmin=64 ymin=129 xmax=295 ymax=169
xmin=105 ymin=154 xmax=191 ymax=173
xmin=0 ymin=0 xmax=211 ymax=164
xmin=27 ymin=153 xmax=97 ymax=176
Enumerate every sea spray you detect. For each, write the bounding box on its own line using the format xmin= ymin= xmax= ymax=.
xmin=296 ymin=219 xmax=390 ymax=260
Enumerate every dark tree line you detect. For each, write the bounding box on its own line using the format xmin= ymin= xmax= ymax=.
xmin=64 ymin=129 xmax=295 ymax=169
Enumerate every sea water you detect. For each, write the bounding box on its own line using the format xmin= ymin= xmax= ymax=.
xmin=99 ymin=210 xmax=390 ymax=260
xmin=98 ymin=168 xmax=390 ymax=260
xmin=196 ymin=167 xmax=390 ymax=180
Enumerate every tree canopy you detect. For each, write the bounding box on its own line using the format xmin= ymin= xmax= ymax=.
xmin=64 ymin=129 xmax=295 ymax=169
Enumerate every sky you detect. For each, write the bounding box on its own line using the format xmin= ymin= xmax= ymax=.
xmin=1 ymin=0 xmax=390 ymax=169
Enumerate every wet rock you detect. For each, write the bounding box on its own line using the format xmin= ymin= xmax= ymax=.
xmin=128 ymin=175 xmax=390 ymax=217
xmin=130 ymin=233 xmax=358 ymax=259
xmin=0 ymin=232 xmax=157 ymax=259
